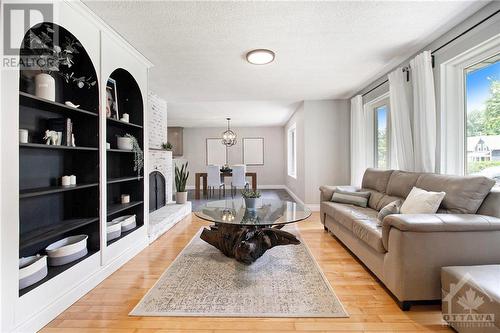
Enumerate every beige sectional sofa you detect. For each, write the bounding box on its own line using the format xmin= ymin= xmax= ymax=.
xmin=320 ymin=168 xmax=500 ymax=310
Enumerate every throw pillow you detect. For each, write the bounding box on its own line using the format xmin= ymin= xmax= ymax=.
xmin=400 ymin=187 xmax=446 ymax=214
xmin=331 ymin=189 xmax=371 ymax=208
xmin=377 ymin=200 xmax=402 ymax=226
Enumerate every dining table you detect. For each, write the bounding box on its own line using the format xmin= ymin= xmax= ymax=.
xmin=194 ymin=171 xmax=257 ymax=199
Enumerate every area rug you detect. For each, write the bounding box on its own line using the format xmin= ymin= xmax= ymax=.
xmin=130 ymin=227 xmax=348 ymax=317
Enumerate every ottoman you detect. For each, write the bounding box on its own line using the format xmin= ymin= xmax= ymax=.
xmin=441 ymin=265 xmax=500 ymax=333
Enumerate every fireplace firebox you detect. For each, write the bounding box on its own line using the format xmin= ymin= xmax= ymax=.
xmin=149 ymin=171 xmax=166 ymax=212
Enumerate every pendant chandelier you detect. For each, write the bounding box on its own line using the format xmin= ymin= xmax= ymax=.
xmin=221 ymin=117 xmax=237 ymax=147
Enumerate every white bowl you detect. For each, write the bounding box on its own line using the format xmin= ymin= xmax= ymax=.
xmin=112 ymin=214 xmax=136 ymax=232
xmin=19 ymin=255 xmax=48 ymax=290
xmin=117 ymin=137 xmax=133 ymax=150
xmin=106 ymin=220 xmax=122 ymax=241
xmin=45 ymin=235 xmax=88 ymax=266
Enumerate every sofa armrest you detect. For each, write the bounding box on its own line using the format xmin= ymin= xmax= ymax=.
xmin=319 ymin=185 xmax=359 ymax=202
xmin=381 ymin=214 xmax=500 ymax=250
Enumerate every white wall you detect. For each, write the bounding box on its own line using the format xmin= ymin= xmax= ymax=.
xmin=284 ymin=100 xmax=351 ymax=205
xmin=176 ymin=126 xmax=285 ymax=187
xmin=284 ymin=102 xmax=305 ymax=201
xmin=304 ymin=100 xmax=350 ymax=204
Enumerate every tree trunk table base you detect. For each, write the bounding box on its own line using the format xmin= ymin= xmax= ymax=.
xmin=200 ymin=224 xmax=300 ymax=264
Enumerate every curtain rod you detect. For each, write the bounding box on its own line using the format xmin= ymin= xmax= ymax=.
xmin=361 ymin=8 xmax=500 ymax=97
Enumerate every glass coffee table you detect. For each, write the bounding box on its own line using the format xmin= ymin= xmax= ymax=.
xmin=195 ymin=199 xmax=311 ymax=264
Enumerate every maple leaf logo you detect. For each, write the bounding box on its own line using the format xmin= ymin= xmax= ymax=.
xmin=458 ymin=289 xmax=484 ymax=313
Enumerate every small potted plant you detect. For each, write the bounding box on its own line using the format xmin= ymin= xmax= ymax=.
xmin=241 ymin=189 xmax=261 ymax=210
xmin=175 ymin=162 xmax=189 ymax=204
xmin=161 ymin=142 xmax=173 ymax=151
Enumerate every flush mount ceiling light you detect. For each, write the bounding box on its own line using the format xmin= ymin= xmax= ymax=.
xmin=246 ymin=49 xmax=275 ymax=65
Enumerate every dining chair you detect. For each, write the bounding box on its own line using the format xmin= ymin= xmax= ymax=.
xmin=231 ymin=164 xmax=249 ymax=198
xmin=207 ymin=164 xmax=225 ymax=198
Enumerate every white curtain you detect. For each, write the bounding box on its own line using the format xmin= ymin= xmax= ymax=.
xmin=410 ymin=51 xmax=437 ymax=172
xmin=388 ymin=67 xmax=414 ymax=171
xmin=350 ymin=95 xmax=369 ymax=186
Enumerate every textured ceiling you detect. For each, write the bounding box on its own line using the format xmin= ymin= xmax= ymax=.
xmin=84 ymin=0 xmax=485 ymax=126
xmin=166 ymin=101 xmax=300 ymax=127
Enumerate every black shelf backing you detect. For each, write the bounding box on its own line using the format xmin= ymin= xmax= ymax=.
xmin=106 ymin=117 xmax=143 ymax=129
xmin=107 ymin=176 xmax=144 ymax=184
xmin=19 ymin=249 xmax=99 ymax=297
xmin=20 ymin=217 xmax=98 ymax=250
xmin=20 ymin=143 xmax=98 ymax=151
xmin=19 ymin=92 xmax=98 ymax=118
xmin=107 ymin=201 xmax=143 ymax=217
xmin=20 ymin=182 xmax=99 ymax=199
xmin=107 ymin=225 xmax=143 ymax=246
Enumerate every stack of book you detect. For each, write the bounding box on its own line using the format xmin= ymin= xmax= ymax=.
xmin=47 ymin=118 xmax=73 ymax=146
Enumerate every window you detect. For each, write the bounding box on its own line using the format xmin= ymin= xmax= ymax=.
xmin=465 ymin=53 xmax=500 ymax=185
xmin=287 ymin=125 xmax=296 ymax=178
xmin=373 ymin=100 xmax=390 ymax=169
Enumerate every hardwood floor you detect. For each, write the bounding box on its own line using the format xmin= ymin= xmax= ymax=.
xmin=41 ymin=213 xmax=451 ymax=333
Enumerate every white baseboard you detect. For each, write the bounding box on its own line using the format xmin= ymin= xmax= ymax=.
xmin=283 ymin=186 xmax=305 ymax=206
xmin=306 ymin=204 xmax=320 ymax=212
xmin=254 ymin=184 xmax=286 ymax=189
xmin=283 ymin=187 xmax=320 ymax=212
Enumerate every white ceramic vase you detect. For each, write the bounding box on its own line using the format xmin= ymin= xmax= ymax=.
xmin=117 ymin=136 xmax=133 ymax=150
xmin=35 ymin=73 xmax=55 ymax=101
xmin=176 ymin=192 xmax=188 ymax=204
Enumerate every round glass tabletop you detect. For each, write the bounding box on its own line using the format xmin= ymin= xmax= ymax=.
xmin=194 ymin=198 xmax=311 ymax=226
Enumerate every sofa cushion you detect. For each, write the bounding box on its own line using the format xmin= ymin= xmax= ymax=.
xmin=331 ymin=189 xmax=371 ymax=208
xmin=386 ymin=170 xmax=421 ymax=198
xmin=321 ymin=202 xmax=385 ymax=253
xmin=376 ymin=194 xmax=404 ymax=211
xmin=478 ymin=189 xmax=500 ymax=218
xmin=361 ymin=169 xmax=394 ymax=210
xmin=416 ymin=174 xmax=495 ymax=214
xmin=377 ymin=200 xmax=402 ymax=226
xmin=362 ymin=168 xmax=393 ymax=193
xmin=361 ymin=188 xmax=385 ymax=210
xmin=361 ymin=168 xmax=393 ymax=193
xmin=352 ymin=219 xmax=386 ymax=253
xmin=321 ymin=202 xmax=378 ymax=230
xmin=400 ymin=187 xmax=446 ymax=214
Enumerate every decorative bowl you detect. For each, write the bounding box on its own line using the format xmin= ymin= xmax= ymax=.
xmin=45 ymin=235 xmax=88 ymax=266
xmin=117 ymin=136 xmax=133 ymax=150
xmin=111 ymin=214 xmax=137 ymax=232
xmin=106 ymin=220 xmax=122 ymax=241
xmin=19 ymin=255 xmax=48 ymax=290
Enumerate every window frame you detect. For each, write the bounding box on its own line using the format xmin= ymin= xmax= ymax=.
xmin=440 ymin=34 xmax=500 ymax=175
xmin=287 ymin=124 xmax=297 ymax=178
xmin=373 ymin=99 xmax=391 ymax=169
xmin=364 ymin=92 xmax=391 ymax=169
xmin=464 ymin=53 xmax=500 ymax=175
